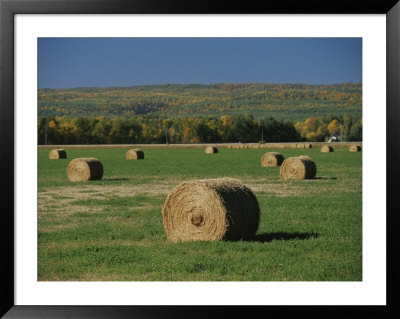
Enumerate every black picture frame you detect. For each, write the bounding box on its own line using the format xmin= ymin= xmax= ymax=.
xmin=1 ymin=0 xmax=399 ymax=318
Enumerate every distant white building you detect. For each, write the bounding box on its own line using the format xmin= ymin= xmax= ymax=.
xmin=327 ymin=136 xmax=341 ymax=142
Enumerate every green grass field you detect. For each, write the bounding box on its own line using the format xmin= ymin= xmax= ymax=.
xmin=38 ymin=146 xmax=362 ymax=281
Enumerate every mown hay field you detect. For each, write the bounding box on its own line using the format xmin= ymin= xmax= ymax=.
xmin=38 ymin=146 xmax=362 ymax=281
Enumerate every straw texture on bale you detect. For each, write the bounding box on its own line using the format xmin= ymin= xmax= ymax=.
xmin=126 ymin=149 xmax=144 ymax=160
xmin=320 ymin=145 xmax=334 ymax=153
xmin=67 ymin=157 xmax=103 ymax=182
xmin=49 ymin=149 xmax=67 ymax=159
xmin=349 ymin=145 xmax=362 ymax=152
xmin=205 ymin=146 xmax=218 ymax=154
xmin=261 ymin=152 xmax=284 ymax=167
xmin=162 ymin=178 xmax=260 ymax=242
xmin=280 ymin=156 xmax=317 ymax=180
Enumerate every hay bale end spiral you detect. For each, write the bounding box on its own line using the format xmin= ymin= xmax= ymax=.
xmin=261 ymin=152 xmax=284 ymax=167
xmin=280 ymin=156 xmax=317 ymax=180
xmin=162 ymin=178 xmax=260 ymax=242
xmin=67 ymin=157 xmax=103 ymax=182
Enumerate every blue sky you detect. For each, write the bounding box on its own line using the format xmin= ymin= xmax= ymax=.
xmin=38 ymin=38 xmax=362 ymax=89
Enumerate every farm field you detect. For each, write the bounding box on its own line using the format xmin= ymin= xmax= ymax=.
xmin=38 ymin=146 xmax=362 ymax=281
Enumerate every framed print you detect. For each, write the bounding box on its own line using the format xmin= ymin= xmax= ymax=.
xmin=1 ymin=0 xmax=399 ymax=318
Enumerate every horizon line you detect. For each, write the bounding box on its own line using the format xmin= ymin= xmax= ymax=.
xmin=38 ymin=81 xmax=363 ymax=90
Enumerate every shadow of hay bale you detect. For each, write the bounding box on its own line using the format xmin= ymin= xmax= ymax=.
xmin=247 ymin=232 xmax=319 ymax=243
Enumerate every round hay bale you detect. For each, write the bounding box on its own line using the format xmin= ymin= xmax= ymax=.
xmin=261 ymin=152 xmax=284 ymax=167
xmin=162 ymin=178 xmax=260 ymax=242
xmin=320 ymin=145 xmax=334 ymax=153
xmin=126 ymin=149 xmax=144 ymax=160
xmin=205 ymin=146 xmax=218 ymax=154
xmin=349 ymin=145 xmax=361 ymax=152
xmin=67 ymin=157 xmax=103 ymax=182
xmin=280 ymin=156 xmax=317 ymax=180
xmin=49 ymin=149 xmax=67 ymax=159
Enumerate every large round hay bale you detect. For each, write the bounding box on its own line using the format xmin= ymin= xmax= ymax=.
xmin=261 ymin=152 xmax=284 ymax=167
xmin=162 ymin=178 xmax=260 ymax=242
xmin=320 ymin=145 xmax=334 ymax=153
xmin=67 ymin=157 xmax=103 ymax=182
xmin=280 ymin=156 xmax=316 ymax=180
xmin=126 ymin=148 xmax=144 ymax=160
xmin=49 ymin=149 xmax=67 ymax=159
xmin=349 ymin=145 xmax=361 ymax=152
xmin=205 ymin=146 xmax=218 ymax=154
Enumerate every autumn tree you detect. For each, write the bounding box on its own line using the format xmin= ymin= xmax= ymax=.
xmin=327 ymin=119 xmax=340 ymax=136
xmin=304 ymin=117 xmax=321 ymax=132
xmin=316 ymin=125 xmax=329 ymax=142
xmin=306 ymin=132 xmax=317 ymax=142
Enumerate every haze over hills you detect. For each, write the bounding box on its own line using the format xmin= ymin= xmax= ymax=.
xmin=38 ymin=82 xmax=362 ymax=122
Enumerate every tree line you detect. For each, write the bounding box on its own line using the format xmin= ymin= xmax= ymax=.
xmin=38 ymin=113 xmax=362 ymax=145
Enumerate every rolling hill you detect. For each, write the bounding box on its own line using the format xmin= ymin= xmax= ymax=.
xmin=38 ymin=83 xmax=362 ymax=121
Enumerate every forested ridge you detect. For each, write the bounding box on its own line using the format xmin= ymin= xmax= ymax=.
xmin=38 ymin=83 xmax=362 ymax=121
